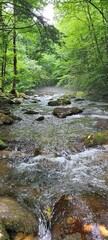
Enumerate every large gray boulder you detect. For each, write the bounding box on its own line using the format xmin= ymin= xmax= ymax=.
xmin=53 ymin=107 xmax=83 ymax=118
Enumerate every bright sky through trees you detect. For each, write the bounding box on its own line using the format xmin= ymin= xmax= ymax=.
xmin=42 ymin=4 xmax=54 ymax=24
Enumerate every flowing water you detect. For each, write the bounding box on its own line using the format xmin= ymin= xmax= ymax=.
xmin=0 ymin=87 xmax=108 ymax=240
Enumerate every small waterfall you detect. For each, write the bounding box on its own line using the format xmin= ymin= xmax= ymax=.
xmin=39 ymin=217 xmax=51 ymax=240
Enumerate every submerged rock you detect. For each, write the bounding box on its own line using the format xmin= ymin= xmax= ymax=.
xmin=13 ymin=232 xmax=38 ymax=240
xmin=61 ymin=233 xmax=82 ymax=240
xmin=83 ymin=131 xmax=108 ymax=147
xmin=53 ymin=107 xmax=83 ymax=118
xmin=34 ymin=148 xmax=42 ymax=156
xmin=51 ymin=195 xmax=85 ymax=240
xmin=95 ymin=119 xmax=108 ymax=130
xmin=0 ymin=197 xmax=38 ymax=234
xmin=0 ymin=140 xmax=7 ymax=150
xmin=51 ymin=194 xmax=108 ymax=240
xmin=24 ymin=110 xmax=39 ymax=115
xmin=36 ymin=116 xmax=44 ymax=121
xmin=48 ymin=97 xmax=71 ymax=106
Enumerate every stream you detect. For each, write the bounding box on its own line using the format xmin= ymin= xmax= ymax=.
xmin=0 ymin=87 xmax=108 ymax=240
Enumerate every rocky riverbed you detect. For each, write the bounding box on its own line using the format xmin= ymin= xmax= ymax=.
xmin=0 ymin=87 xmax=108 ymax=240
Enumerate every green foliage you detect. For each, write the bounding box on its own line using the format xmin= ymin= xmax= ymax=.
xmin=53 ymin=0 xmax=108 ymax=94
xmin=0 ymin=0 xmax=108 ymax=94
xmin=0 ymin=0 xmax=61 ymax=92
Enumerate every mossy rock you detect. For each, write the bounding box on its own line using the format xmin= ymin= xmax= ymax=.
xmin=83 ymin=131 xmax=108 ymax=147
xmin=0 ymin=219 xmax=9 ymax=240
xmin=53 ymin=107 xmax=83 ymax=118
xmin=0 ymin=113 xmax=14 ymax=125
xmin=18 ymin=92 xmax=27 ymax=98
xmin=48 ymin=97 xmax=71 ymax=106
xmin=0 ymin=197 xmax=38 ymax=234
xmin=63 ymin=92 xmax=76 ymax=99
xmin=0 ymin=140 xmax=7 ymax=150
xmin=75 ymin=91 xmax=86 ymax=98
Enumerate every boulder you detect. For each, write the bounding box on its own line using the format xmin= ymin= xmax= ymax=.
xmin=51 ymin=195 xmax=86 ymax=240
xmin=36 ymin=116 xmax=44 ymax=121
xmin=53 ymin=107 xmax=83 ymax=118
xmin=0 ymin=113 xmax=14 ymax=125
xmin=51 ymin=194 xmax=108 ymax=240
xmin=9 ymin=98 xmax=22 ymax=104
xmin=83 ymin=131 xmax=108 ymax=147
xmin=24 ymin=110 xmax=39 ymax=115
xmin=0 ymin=197 xmax=38 ymax=234
xmin=48 ymin=97 xmax=71 ymax=106
xmin=74 ymin=98 xmax=85 ymax=102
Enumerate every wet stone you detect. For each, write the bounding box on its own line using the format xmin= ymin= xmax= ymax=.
xmin=0 ymin=197 xmax=38 ymax=234
xmin=36 ymin=116 xmax=44 ymax=121
xmin=83 ymin=131 xmax=108 ymax=147
xmin=63 ymin=233 xmax=82 ymax=240
xmin=13 ymin=232 xmax=38 ymax=240
xmin=0 ymin=113 xmax=14 ymax=125
xmin=0 ymin=219 xmax=9 ymax=240
xmin=48 ymin=96 xmax=71 ymax=106
xmin=24 ymin=110 xmax=39 ymax=115
xmin=9 ymin=98 xmax=23 ymax=104
xmin=53 ymin=107 xmax=83 ymax=118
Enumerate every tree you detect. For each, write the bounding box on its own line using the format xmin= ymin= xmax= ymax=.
xmin=53 ymin=0 xmax=108 ymax=92
xmin=0 ymin=0 xmax=60 ymax=92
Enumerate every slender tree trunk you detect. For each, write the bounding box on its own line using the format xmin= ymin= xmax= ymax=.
xmin=86 ymin=2 xmax=103 ymax=63
xmin=12 ymin=0 xmax=17 ymax=93
xmin=100 ymin=0 xmax=108 ymax=59
xmin=83 ymin=4 xmax=96 ymax=56
xmin=0 ymin=3 xmax=5 ymax=92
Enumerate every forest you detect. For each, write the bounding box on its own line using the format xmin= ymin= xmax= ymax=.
xmin=0 ymin=0 xmax=108 ymax=96
xmin=0 ymin=1 xmax=108 ymax=240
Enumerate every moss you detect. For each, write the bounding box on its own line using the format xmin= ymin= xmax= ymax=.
xmin=0 ymin=140 xmax=7 ymax=150
xmin=83 ymin=131 xmax=108 ymax=147
xmin=76 ymin=91 xmax=86 ymax=98
xmin=0 ymin=219 xmax=10 ymax=240
xmin=48 ymin=97 xmax=71 ymax=106
xmin=0 ymin=113 xmax=14 ymax=125
xmin=0 ymin=121 xmax=3 ymax=126
xmin=0 ymin=197 xmax=38 ymax=234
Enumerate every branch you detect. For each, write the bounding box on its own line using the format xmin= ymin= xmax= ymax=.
xmin=0 ymin=23 xmax=36 ymax=31
xmin=86 ymin=0 xmax=108 ymax=22
xmin=0 ymin=1 xmax=48 ymax=27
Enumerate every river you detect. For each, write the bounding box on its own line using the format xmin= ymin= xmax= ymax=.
xmin=0 ymin=87 xmax=108 ymax=240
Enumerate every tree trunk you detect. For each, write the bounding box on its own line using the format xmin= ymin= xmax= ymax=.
xmin=100 ymin=0 xmax=108 ymax=59
xmin=86 ymin=2 xmax=103 ymax=63
xmin=12 ymin=0 xmax=17 ymax=93
xmin=0 ymin=3 xmax=5 ymax=92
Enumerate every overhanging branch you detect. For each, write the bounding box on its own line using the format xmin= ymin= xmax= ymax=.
xmin=86 ymin=0 xmax=108 ymax=22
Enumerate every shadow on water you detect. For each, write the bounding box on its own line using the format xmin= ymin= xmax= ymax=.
xmin=0 ymin=87 xmax=108 ymax=239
